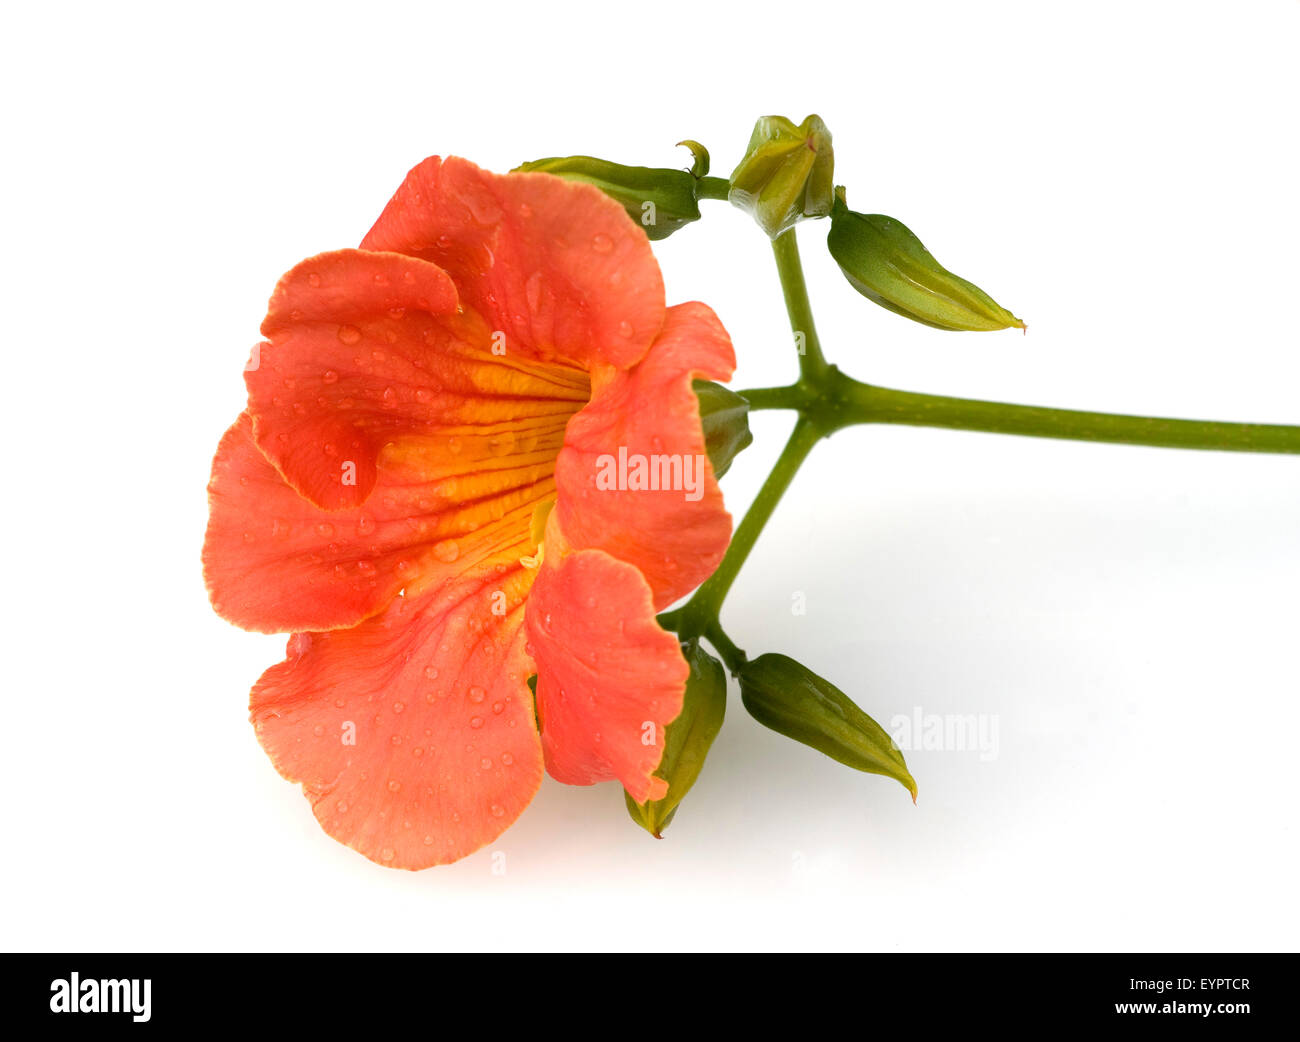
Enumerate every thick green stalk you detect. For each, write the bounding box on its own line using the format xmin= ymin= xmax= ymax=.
xmin=738 ymin=376 xmax=1300 ymax=454
xmin=667 ymin=417 xmax=821 ymax=644
xmin=695 ymin=175 xmax=730 ymax=201
xmin=771 ymin=229 xmax=829 ymax=381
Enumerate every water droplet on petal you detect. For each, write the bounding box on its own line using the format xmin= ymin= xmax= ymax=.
xmin=525 ymin=271 xmax=543 ymax=311
xmin=591 ymin=234 xmax=613 ymax=253
xmin=337 ymin=324 xmax=362 ymax=345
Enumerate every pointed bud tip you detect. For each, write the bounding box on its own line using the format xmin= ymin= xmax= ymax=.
xmin=675 ymin=139 xmax=710 ymax=178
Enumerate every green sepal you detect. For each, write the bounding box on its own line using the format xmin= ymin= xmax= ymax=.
xmin=676 ymin=139 xmax=710 ymax=177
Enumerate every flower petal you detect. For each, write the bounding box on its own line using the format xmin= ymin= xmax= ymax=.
xmin=361 ymin=156 xmax=665 ymax=371
xmin=525 ymin=526 xmax=689 ymax=802
xmin=553 ymin=302 xmax=736 ymax=609
xmin=250 ymin=554 xmax=543 ymax=869
xmin=204 ymin=413 xmax=564 ymax=633
xmin=246 ymin=247 xmax=589 ymax=511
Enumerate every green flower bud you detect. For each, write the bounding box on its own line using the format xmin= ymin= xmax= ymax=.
xmin=728 ymin=114 xmax=834 ymax=239
xmin=625 ymin=639 xmax=727 ymax=837
xmin=827 ymin=191 xmax=1024 ymax=331
xmin=739 ymin=653 xmax=916 ymax=800
xmin=693 ymin=379 xmax=752 ymax=478
xmin=513 ymin=155 xmax=701 ymax=240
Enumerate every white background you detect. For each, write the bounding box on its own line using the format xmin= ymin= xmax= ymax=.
xmin=3 ymin=0 xmax=1297 ymax=952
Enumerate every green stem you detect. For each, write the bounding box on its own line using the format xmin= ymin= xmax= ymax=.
xmin=771 ymin=228 xmax=828 ymax=381
xmin=667 ymin=417 xmax=822 ymax=644
xmin=695 ymin=175 xmax=730 ymax=201
xmin=738 ymin=377 xmax=1300 ymax=454
xmin=701 ymin=621 xmax=747 ymax=674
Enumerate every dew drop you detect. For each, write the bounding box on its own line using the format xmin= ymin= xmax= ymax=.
xmin=337 ymin=324 xmax=362 ymax=345
xmin=468 ymin=686 xmax=486 ymax=704
xmin=433 ymin=539 xmax=460 ymax=563
xmin=591 ymin=233 xmax=613 ymax=253
xmin=470 ymin=716 xmax=484 ymax=729
xmin=322 ymin=369 xmax=339 ymax=385
xmin=525 ymin=271 xmax=543 ymax=312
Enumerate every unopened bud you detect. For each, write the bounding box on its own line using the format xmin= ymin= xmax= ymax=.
xmin=514 ymin=155 xmax=701 ymax=240
xmin=728 ymin=114 xmax=834 ymax=239
xmin=827 ymin=190 xmax=1024 ymax=332
xmin=693 ymin=379 xmax=752 ymax=478
xmin=625 ymin=640 xmax=727 ymax=837
xmin=739 ymin=653 xmax=916 ymax=800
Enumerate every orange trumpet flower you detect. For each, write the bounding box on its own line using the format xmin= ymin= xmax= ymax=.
xmin=204 ymin=157 xmax=735 ymax=868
